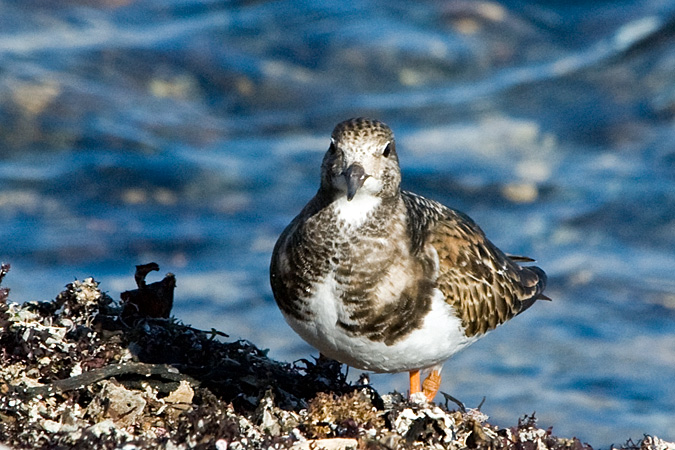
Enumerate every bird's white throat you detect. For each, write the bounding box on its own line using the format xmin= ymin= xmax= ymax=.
xmin=333 ymin=191 xmax=381 ymax=228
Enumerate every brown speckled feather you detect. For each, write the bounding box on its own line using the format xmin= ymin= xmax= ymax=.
xmin=402 ymin=191 xmax=547 ymax=337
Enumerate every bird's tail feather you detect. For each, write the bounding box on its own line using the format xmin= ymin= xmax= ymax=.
xmin=516 ymin=265 xmax=550 ymax=314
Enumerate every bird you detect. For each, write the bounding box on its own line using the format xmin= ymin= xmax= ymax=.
xmin=270 ymin=117 xmax=548 ymax=402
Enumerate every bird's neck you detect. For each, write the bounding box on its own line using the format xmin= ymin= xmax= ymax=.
xmin=312 ymin=187 xmax=399 ymax=231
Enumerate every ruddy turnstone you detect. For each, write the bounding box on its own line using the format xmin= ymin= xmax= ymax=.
xmin=270 ymin=118 xmax=548 ymax=401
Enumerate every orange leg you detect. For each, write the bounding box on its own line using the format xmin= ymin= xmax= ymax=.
xmin=422 ymin=369 xmax=442 ymax=402
xmin=409 ymin=369 xmax=421 ymax=395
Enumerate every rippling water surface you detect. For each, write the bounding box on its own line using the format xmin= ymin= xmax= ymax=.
xmin=1 ymin=1 xmax=674 ymax=446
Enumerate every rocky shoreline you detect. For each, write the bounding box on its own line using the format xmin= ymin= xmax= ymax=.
xmin=0 ymin=265 xmax=672 ymax=450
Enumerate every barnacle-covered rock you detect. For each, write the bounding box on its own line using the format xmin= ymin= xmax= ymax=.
xmin=85 ymin=380 xmax=148 ymax=426
xmin=304 ymin=389 xmax=383 ymax=439
xmin=615 ymin=436 xmax=675 ymax=450
xmin=0 ymin=266 xmax=672 ymax=450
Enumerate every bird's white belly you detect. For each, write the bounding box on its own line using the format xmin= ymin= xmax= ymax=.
xmin=282 ymin=277 xmax=479 ymax=373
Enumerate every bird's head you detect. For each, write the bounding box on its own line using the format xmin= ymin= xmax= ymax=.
xmin=321 ymin=117 xmax=401 ymax=201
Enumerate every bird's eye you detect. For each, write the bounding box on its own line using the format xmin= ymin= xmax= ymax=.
xmin=382 ymin=142 xmax=392 ymax=158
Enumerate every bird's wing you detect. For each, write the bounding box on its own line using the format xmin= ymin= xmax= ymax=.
xmin=402 ymin=191 xmax=547 ymax=337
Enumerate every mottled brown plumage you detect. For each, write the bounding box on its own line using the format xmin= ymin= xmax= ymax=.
xmin=271 ymin=184 xmax=436 ymax=346
xmin=402 ymin=192 xmax=547 ymax=337
xmin=270 ymin=117 xmax=548 ymax=401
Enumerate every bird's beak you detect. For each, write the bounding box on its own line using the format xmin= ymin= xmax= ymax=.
xmin=343 ymin=163 xmax=368 ymax=201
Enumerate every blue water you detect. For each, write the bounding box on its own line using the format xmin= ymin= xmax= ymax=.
xmin=1 ymin=1 xmax=674 ymax=446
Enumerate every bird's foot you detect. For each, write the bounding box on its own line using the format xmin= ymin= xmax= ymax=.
xmin=422 ymin=369 xmax=441 ymax=402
